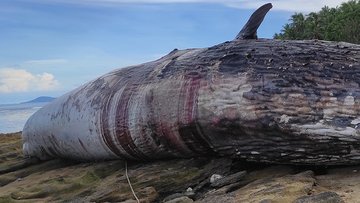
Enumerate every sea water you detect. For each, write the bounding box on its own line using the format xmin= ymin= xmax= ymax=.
xmin=0 ymin=102 xmax=49 ymax=134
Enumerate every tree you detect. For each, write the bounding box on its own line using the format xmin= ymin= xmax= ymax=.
xmin=274 ymin=0 xmax=360 ymax=44
xmin=275 ymin=13 xmax=305 ymax=40
xmin=304 ymin=12 xmax=324 ymax=39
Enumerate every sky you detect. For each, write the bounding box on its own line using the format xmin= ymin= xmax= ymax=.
xmin=0 ymin=0 xmax=347 ymax=104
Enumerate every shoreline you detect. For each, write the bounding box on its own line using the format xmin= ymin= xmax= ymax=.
xmin=0 ymin=131 xmax=22 ymax=136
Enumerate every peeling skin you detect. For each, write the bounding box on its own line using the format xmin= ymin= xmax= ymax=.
xmin=22 ymin=39 xmax=360 ymax=165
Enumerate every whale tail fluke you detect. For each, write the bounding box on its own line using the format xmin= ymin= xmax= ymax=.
xmin=234 ymin=3 xmax=273 ymax=40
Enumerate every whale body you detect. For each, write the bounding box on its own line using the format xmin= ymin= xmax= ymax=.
xmin=22 ymin=4 xmax=360 ymax=165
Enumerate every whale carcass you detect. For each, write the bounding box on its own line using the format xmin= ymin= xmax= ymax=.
xmin=22 ymin=3 xmax=360 ymax=165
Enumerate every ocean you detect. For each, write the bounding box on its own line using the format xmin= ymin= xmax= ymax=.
xmin=0 ymin=102 xmax=49 ymax=134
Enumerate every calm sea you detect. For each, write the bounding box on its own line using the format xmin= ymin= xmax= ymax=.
xmin=0 ymin=102 xmax=49 ymax=134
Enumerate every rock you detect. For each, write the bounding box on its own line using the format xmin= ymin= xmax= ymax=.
xmin=210 ymin=171 xmax=247 ymax=188
xmin=201 ymin=168 xmax=317 ymax=203
xmin=210 ymin=174 xmax=223 ymax=184
xmin=163 ymin=190 xmax=196 ymax=202
xmin=138 ymin=187 xmax=158 ymax=203
xmin=0 ymin=135 xmax=234 ymax=203
xmin=313 ymin=165 xmax=360 ymax=202
xmin=3 ymin=133 xmax=360 ymax=202
xmin=164 ymin=196 xmax=194 ymax=203
xmin=293 ymin=192 xmax=344 ymax=203
xmin=163 ymin=193 xmax=187 ymax=202
xmin=184 ymin=189 xmax=196 ymax=199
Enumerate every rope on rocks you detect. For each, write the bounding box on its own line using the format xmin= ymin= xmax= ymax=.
xmin=125 ymin=160 xmax=140 ymax=203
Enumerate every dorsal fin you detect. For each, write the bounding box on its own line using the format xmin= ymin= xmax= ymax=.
xmin=234 ymin=3 xmax=273 ymax=40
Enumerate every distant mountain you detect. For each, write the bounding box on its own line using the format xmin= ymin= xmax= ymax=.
xmin=21 ymin=96 xmax=56 ymax=104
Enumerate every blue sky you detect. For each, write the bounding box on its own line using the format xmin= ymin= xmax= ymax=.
xmin=0 ymin=0 xmax=346 ymax=104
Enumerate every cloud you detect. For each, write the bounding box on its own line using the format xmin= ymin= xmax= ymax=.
xmin=35 ymin=72 xmax=60 ymax=91
xmin=24 ymin=59 xmax=67 ymax=65
xmin=20 ymin=0 xmax=347 ymax=12
xmin=0 ymin=69 xmax=35 ymax=92
xmin=0 ymin=68 xmax=59 ymax=93
xmin=225 ymin=0 xmax=348 ymax=12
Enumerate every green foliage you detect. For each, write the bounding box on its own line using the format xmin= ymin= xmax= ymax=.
xmin=274 ymin=0 xmax=360 ymax=44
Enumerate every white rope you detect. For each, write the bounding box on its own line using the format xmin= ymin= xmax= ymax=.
xmin=125 ymin=160 xmax=140 ymax=203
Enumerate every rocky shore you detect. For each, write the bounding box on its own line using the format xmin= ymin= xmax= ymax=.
xmin=1 ymin=132 xmax=359 ymax=202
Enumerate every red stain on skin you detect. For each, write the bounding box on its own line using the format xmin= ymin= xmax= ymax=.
xmin=100 ymin=57 xmax=214 ymax=159
xmin=115 ymin=83 xmax=149 ymax=159
xmin=78 ymin=138 xmax=88 ymax=153
xmin=175 ymin=67 xmax=213 ymax=154
xmin=101 ymin=64 xmax=155 ymax=160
